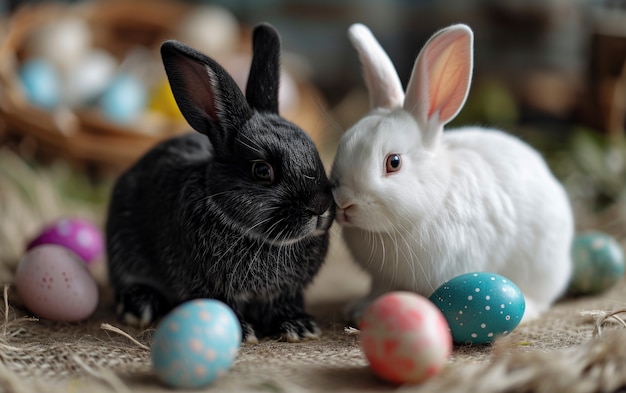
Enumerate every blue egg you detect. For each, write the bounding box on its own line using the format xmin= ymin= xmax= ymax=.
xmin=19 ymin=59 xmax=61 ymax=109
xmin=569 ymin=231 xmax=625 ymax=295
xmin=429 ymin=272 xmax=525 ymax=345
xmin=100 ymin=73 xmax=147 ymax=124
xmin=151 ymin=299 xmax=241 ymax=389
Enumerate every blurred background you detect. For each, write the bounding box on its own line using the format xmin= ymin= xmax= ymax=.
xmin=0 ymin=0 xmax=625 ymax=280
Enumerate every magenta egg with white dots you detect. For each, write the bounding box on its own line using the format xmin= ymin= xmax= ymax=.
xmin=15 ymin=244 xmax=99 ymax=322
xmin=28 ymin=218 xmax=104 ymax=264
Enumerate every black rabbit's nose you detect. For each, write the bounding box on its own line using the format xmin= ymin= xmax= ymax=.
xmin=316 ymin=206 xmax=335 ymax=231
xmin=305 ymin=188 xmax=335 ymax=227
xmin=309 ymin=189 xmax=334 ymax=215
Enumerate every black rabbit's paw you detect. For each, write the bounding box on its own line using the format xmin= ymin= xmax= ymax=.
xmin=345 ymin=297 xmax=372 ymax=326
xmin=116 ymin=284 xmax=169 ymax=328
xmin=241 ymin=321 xmax=259 ymax=344
xmin=279 ymin=316 xmax=321 ymax=342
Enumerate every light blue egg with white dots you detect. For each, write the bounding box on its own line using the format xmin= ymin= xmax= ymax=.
xmin=151 ymin=299 xmax=241 ymax=389
xmin=429 ymin=272 xmax=525 ymax=345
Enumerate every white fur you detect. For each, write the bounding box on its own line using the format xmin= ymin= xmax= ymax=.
xmin=332 ymin=24 xmax=573 ymax=321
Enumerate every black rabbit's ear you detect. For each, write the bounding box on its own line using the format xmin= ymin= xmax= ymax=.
xmin=245 ymin=23 xmax=280 ymax=114
xmin=161 ymin=40 xmax=252 ymax=147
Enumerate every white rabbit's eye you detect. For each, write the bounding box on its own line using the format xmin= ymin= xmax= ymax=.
xmin=385 ymin=154 xmax=402 ymax=174
xmin=252 ymin=161 xmax=275 ymax=183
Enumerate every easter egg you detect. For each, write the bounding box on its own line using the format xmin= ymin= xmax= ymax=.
xmin=151 ymin=299 xmax=241 ymax=389
xmin=19 ymin=59 xmax=61 ymax=109
xmin=15 ymin=244 xmax=99 ymax=322
xmin=569 ymin=231 xmax=625 ymax=295
xmin=359 ymin=292 xmax=452 ymax=384
xmin=27 ymin=218 xmax=104 ymax=264
xmin=148 ymin=79 xmax=184 ymax=120
xmin=177 ymin=5 xmax=239 ymax=56
xmin=221 ymin=54 xmax=299 ymax=115
xmin=100 ymin=73 xmax=147 ymax=124
xmin=24 ymin=17 xmax=92 ymax=74
xmin=429 ymin=272 xmax=525 ymax=345
xmin=64 ymin=49 xmax=118 ymax=107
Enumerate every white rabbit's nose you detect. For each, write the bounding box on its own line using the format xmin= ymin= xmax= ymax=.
xmin=337 ymin=203 xmax=356 ymax=225
xmin=339 ymin=202 xmax=355 ymax=212
xmin=336 ymin=201 xmax=354 ymax=210
xmin=332 ymin=187 xmax=355 ymax=210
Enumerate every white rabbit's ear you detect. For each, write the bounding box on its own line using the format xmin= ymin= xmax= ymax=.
xmin=348 ymin=23 xmax=404 ymax=110
xmin=404 ymin=24 xmax=473 ymax=144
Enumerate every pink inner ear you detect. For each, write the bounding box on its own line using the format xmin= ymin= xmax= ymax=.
xmin=425 ymin=32 xmax=472 ymax=122
xmin=191 ymin=65 xmax=219 ymax=121
xmin=175 ymin=56 xmax=219 ymax=121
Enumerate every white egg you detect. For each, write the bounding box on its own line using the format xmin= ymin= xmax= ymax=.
xmin=177 ymin=5 xmax=239 ymax=56
xmin=25 ymin=17 xmax=92 ymax=75
xmin=277 ymin=68 xmax=299 ymax=114
xmin=16 ymin=244 xmax=99 ymax=322
xmin=221 ymin=54 xmax=299 ymax=114
xmin=63 ymin=49 xmax=118 ymax=107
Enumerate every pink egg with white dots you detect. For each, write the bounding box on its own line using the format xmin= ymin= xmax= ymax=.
xmin=359 ymin=292 xmax=452 ymax=384
xmin=15 ymin=244 xmax=99 ymax=322
xmin=28 ymin=218 xmax=103 ymax=264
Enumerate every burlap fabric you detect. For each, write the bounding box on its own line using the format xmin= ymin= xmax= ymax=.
xmin=2 ymin=148 xmax=626 ymax=393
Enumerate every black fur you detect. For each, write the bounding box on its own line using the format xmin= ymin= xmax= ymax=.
xmin=106 ymin=24 xmax=335 ymax=342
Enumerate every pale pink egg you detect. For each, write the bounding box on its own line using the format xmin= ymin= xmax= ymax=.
xmin=16 ymin=244 xmax=99 ymax=322
xmin=27 ymin=218 xmax=103 ymax=264
xmin=359 ymin=292 xmax=452 ymax=384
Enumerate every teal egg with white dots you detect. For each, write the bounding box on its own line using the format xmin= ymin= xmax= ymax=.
xmin=151 ymin=299 xmax=241 ymax=389
xmin=429 ymin=272 xmax=525 ymax=345
xmin=569 ymin=231 xmax=625 ymax=295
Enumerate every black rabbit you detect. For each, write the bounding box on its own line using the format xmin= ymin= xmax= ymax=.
xmin=106 ymin=23 xmax=335 ymax=342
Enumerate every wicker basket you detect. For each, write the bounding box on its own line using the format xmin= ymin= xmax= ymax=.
xmin=0 ymin=0 xmax=330 ymax=175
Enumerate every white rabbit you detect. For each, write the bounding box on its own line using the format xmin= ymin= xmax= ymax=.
xmin=331 ymin=23 xmax=573 ymax=322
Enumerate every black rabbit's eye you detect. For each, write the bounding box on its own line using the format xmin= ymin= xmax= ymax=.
xmin=385 ymin=153 xmax=402 ymax=174
xmin=252 ymin=161 xmax=275 ymax=183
